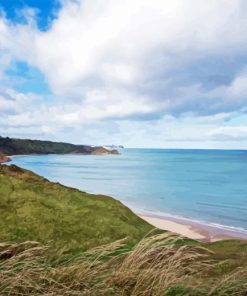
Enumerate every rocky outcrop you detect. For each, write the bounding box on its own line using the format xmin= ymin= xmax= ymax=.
xmin=0 ymin=154 xmax=11 ymax=163
xmin=91 ymin=147 xmax=120 ymax=155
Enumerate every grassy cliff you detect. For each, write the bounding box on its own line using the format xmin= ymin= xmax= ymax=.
xmin=0 ymin=136 xmax=119 ymax=156
xmin=1 ymin=165 xmax=247 ymax=295
xmin=0 ymin=165 xmax=152 ymax=253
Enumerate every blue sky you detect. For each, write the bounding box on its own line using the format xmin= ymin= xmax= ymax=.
xmin=0 ymin=0 xmax=61 ymax=30
xmin=1 ymin=0 xmax=247 ymax=148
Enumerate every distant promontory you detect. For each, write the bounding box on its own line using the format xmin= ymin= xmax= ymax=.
xmin=0 ymin=136 xmax=119 ymax=162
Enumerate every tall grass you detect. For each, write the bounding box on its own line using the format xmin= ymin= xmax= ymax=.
xmin=0 ymin=234 xmax=247 ymax=295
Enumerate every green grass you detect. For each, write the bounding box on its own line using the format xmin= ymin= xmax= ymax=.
xmin=1 ymin=164 xmax=247 ymax=295
xmin=0 ymin=165 xmax=152 ymax=254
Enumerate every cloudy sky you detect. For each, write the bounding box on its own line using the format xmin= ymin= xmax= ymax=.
xmin=1 ymin=0 xmax=247 ymax=148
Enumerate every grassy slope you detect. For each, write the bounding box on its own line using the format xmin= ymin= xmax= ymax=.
xmin=1 ymin=165 xmax=247 ymax=295
xmin=0 ymin=165 xmax=152 ymax=254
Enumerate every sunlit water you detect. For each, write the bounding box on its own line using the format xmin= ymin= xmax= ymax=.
xmin=10 ymin=148 xmax=247 ymax=233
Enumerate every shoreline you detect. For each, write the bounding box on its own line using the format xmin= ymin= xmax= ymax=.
xmin=139 ymin=213 xmax=247 ymax=242
xmin=0 ymin=151 xmax=116 ymax=164
xmin=0 ymin=149 xmax=119 ymax=161
xmin=3 ymin=154 xmax=247 ymax=243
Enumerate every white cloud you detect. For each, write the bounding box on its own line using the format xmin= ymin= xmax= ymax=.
xmin=1 ymin=1 xmax=247 ymax=147
xmin=226 ymin=71 xmax=247 ymax=98
xmin=209 ymin=126 xmax=247 ymax=141
xmin=32 ymin=0 xmax=247 ymax=95
xmin=0 ymin=89 xmax=38 ymax=112
xmin=2 ymin=1 xmax=247 ymax=111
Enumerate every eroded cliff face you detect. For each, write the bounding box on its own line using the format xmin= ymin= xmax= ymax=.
xmin=0 ymin=154 xmax=11 ymax=163
xmin=91 ymin=147 xmax=119 ymax=155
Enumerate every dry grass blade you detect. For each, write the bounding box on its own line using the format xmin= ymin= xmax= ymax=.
xmin=50 ymin=239 xmax=127 ymax=292
xmin=1 ymin=235 xmax=246 ymax=296
xmin=209 ymin=268 xmax=247 ymax=296
xmin=0 ymin=241 xmax=49 ymax=295
xmin=110 ymin=233 xmax=213 ymax=296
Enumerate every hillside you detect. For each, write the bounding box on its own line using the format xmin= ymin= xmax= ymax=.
xmin=0 ymin=136 xmax=119 ymax=157
xmin=0 ymin=165 xmax=152 ymax=253
xmin=1 ymin=165 xmax=247 ymax=295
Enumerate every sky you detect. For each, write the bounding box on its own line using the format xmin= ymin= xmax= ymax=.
xmin=1 ymin=0 xmax=247 ymax=148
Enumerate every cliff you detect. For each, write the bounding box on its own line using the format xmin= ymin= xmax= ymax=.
xmin=0 ymin=153 xmax=11 ymax=163
xmin=0 ymin=136 xmax=119 ymax=157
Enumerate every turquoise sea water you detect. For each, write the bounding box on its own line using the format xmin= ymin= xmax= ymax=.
xmin=10 ymin=149 xmax=247 ymax=233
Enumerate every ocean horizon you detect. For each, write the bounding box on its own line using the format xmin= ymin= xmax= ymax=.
xmin=10 ymin=148 xmax=247 ymax=235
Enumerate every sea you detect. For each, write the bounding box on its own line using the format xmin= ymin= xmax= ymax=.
xmin=10 ymin=148 xmax=247 ymax=235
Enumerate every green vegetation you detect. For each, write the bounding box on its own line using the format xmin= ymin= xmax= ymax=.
xmin=0 ymin=136 xmax=119 ymax=156
xmin=0 ymin=165 xmax=151 ymax=254
xmin=1 ymin=164 xmax=247 ymax=295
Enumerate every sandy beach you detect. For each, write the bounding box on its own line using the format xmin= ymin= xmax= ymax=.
xmin=140 ymin=213 xmax=247 ymax=242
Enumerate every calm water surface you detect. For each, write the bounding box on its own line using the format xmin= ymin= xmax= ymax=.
xmin=10 ymin=149 xmax=247 ymax=233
